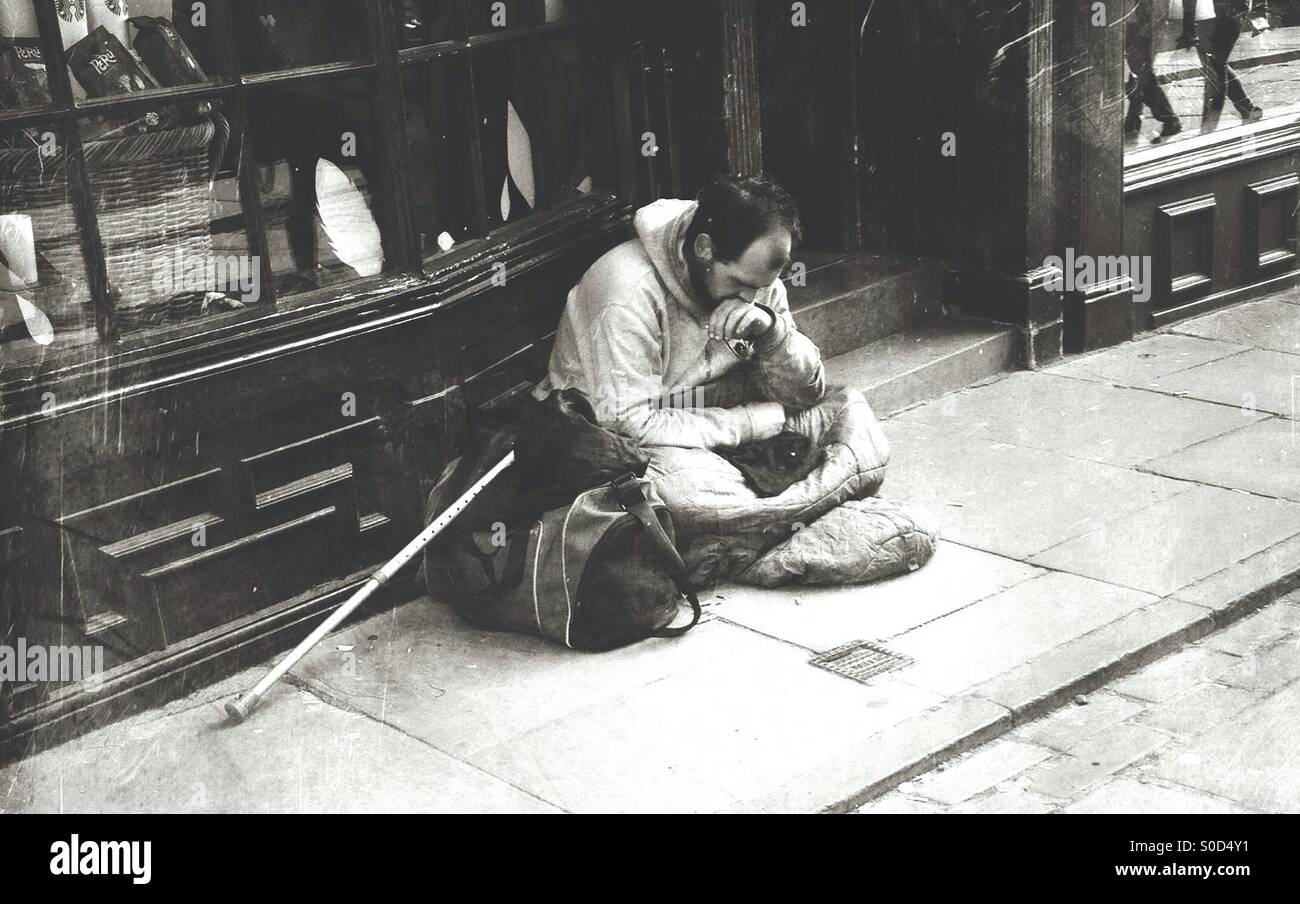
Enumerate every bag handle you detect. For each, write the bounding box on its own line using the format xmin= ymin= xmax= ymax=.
xmin=611 ymin=475 xmax=702 ymax=637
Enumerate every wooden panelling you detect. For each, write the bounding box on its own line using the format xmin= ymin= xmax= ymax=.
xmin=1245 ymin=175 xmax=1300 ymax=277
xmin=1124 ymin=134 xmax=1300 ymax=327
xmin=139 ymin=507 xmax=345 ymax=645
xmin=1153 ymin=195 xmax=1217 ymax=314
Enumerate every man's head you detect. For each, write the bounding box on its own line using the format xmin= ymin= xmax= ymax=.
xmin=684 ymin=175 xmax=801 ymax=309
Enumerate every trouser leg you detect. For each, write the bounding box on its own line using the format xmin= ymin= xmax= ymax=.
xmin=1215 ymin=24 xmax=1254 ymax=112
xmin=1142 ymin=70 xmax=1177 ymax=121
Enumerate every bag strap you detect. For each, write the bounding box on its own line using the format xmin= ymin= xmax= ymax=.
xmin=611 ymin=474 xmax=702 ymax=637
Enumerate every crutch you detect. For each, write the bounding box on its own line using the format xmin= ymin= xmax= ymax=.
xmin=225 ymin=450 xmax=515 ymax=723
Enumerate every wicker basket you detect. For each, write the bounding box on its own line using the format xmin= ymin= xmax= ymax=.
xmin=0 ymin=118 xmax=219 ymax=333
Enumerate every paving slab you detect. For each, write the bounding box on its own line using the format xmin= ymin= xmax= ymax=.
xmin=974 ymin=598 xmax=1215 ymax=713
xmin=462 ymin=646 xmax=945 ymax=813
xmin=1047 ymin=333 xmax=1251 ymax=387
xmin=1150 ymin=682 xmax=1300 ymax=812
xmin=710 ymin=542 xmax=1043 ymax=651
xmin=1016 ymin=692 xmax=1146 ymax=752
xmin=895 ymin=371 xmax=1262 ymax=466
xmin=949 ymin=787 xmax=1059 ymax=814
xmin=881 ymin=420 xmax=1188 ymax=559
xmin=1143 ymin=418 xmax=1300 ymax=502
xmin=1029 ymin=486 xmax=1300 ymax=597
xmin=1173 ymin=532 xmax=1300 ymax=612
xmin=1138 ymin=682 xmax=1262 ymax=739
xmin=289 ymin=597 xmax=829 ymax=761
xmin=0 ymin=671 xmax=554 ymax=814
xmin=1166 ymin=298 xmax=1300 ymax=355
xmin=889 ymin=572 xmax=1157 ymax=697
xmin=1026 ymin=723 xmax=1172 ymax=800
xmin=909 ymin=739 xmax=1052 ymax=805
xmin=1062 ymin=777 xmax=1254 ymax=814
xmin=753 ymin=694 xmax=1011 ymax=813
xmin=1152 ymin=348 xmax=1300 ymax=418
xmin=1217 ymin=640 xmax=1300 ymax=694
xmin=1108 ymin=646 xmax=1242 ymax=703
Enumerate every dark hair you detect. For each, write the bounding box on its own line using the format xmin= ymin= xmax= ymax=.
xmin=685 ymin=175 xmax=802 ymax=262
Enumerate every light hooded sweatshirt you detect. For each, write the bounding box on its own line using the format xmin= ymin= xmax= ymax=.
xmin=536 ymin=198 xmax=826 ymax=449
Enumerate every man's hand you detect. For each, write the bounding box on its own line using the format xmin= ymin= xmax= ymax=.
xmin=708 ymin=299 xmax=775 ymax=342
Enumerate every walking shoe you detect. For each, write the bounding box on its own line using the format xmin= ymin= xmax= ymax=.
xmin=1158 ymin=117 xmax=1182 ymax=139
xmin=1239 ymin=105 xmax=1265 ymax=123
xmin=1125 ymin=114 xmax=1142 ymax=139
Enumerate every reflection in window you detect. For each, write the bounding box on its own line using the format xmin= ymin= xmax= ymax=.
xmin=1126 ymin=0 xmax=1300 ymax=155
xmin=401 ymin=59 xmax=479 ymax=257
xmin=0 ymin=123 xmax=94 ymax=363
xmin=249 ymin=77 xmax=392 ymax=295
xmin=470 ymin=37 xmax=595 ymax=230
xmin=393 ymin=0 xmax=463 ymax=47
xmin=232 ymin=0 xmax=368 ymax=73
xmin=472 ymin=44 xmax=537 ymax=227
xmin=535 ymin=35 xmax=594 ymax=204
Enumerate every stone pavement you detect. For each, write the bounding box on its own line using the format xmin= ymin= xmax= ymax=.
xmin=857 ymin=591 xmax=1300 ymax=814
xmin=4 ymin=292 xmax=1300 ymax=813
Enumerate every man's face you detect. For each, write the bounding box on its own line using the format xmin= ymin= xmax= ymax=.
xmin=693 ymin=228 xmax=793 ymax=308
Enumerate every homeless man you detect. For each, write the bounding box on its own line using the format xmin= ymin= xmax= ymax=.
xmin=533 ymin=176 xmax=937 ymax=588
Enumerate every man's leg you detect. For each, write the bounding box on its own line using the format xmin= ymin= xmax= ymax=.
xmin=1125 ymin=4 xmax=1153 ymax=122
xmin=1198 ymin=18 xmax=1227 ymax=113
xmin=1211 ymin=17 xmax=1258 ymax=114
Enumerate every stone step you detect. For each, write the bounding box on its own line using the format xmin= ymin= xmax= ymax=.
xmin=787 ymin=253 xmax=944 ymax=359
xmin=825 ymin=319 xmax=1020 ymax=417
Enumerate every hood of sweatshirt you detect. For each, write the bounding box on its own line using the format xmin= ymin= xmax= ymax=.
xmin=633 ymin=198 xmax=710 ymax=320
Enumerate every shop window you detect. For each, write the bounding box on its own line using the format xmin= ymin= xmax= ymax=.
xmin=0 ymin=121 xmax=95 ymax=365
xmin=470 ymin=35 xmax=595 ymax=230
xmin=1125 ymin=0 xmax=1300 ymax=157
xmin=533 ymin=34 xmax=595 ymax=204
xmin=249 ymin=75 xmax=396 ymax=296
xmin=394 ymin=0 xmax=464 ymax=47
xmin=82 ymin=102 xmax=259 ymax=333
xmin=0 ymin=0 xmax=617 ymax=387
xmin=231 ymin=0 xmax=369 ymax=74
xmin=400 ymin=57 xmax=480 ymax=257
xmin=472 ymin=42 xmax=537 ymax=227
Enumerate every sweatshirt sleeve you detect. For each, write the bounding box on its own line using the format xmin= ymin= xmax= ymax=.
xmin=585 ymin=297 xmax=785 ymax=449
xmin=749 ymin=279 xmax=827 ymax=410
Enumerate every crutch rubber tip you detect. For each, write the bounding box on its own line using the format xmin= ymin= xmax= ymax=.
xmin=225 ymin=695 xmax=256 ymax=723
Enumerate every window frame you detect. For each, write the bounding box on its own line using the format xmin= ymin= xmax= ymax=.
xmin=0 ymin=0 xmax=629 ymax=410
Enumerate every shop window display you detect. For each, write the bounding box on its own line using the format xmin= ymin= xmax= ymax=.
xmin=0 ymin=0 xmax=613 ymax=385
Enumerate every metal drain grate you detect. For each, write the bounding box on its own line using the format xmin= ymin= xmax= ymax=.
xmin=809 ymin=641 xmax=913 ymax=684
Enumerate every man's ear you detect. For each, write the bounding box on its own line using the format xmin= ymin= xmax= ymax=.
xmin=692 ymin=232 xmax=715 ymax=266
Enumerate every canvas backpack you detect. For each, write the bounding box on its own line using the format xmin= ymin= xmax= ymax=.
xmin=424 ymin=466 xmax=702 ymax=652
